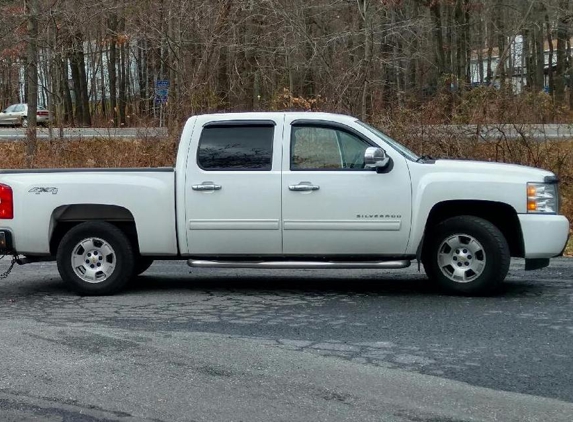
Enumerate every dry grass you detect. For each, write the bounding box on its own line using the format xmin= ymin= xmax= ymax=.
xmin=0 ymin=138 xmax=178 ymax=169
xmin=566 ymin=238 xmax=573 ymax=256
xmin=0 ymin=136 xmax=571 ymax=255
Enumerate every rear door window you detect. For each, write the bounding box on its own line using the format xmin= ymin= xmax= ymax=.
xmin=197 ymin=124 xmax=274 ymax=171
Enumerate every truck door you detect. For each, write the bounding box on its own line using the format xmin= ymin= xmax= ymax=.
xmin=185 ymin=117 xmax=283 ymax=255
xmin=281 ymin=118 xmax=412 ymax=255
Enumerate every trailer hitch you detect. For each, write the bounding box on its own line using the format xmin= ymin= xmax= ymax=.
xmin=0 ymin=255 xmax=19 ymax=280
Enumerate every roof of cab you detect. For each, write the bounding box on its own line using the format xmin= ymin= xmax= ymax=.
xmin=187 ymin=111 xmax=359 ymax=125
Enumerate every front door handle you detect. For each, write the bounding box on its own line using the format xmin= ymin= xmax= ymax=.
xmin=289 ymin=182 xmax=320 ymax=192
xmin=192 ymin=181 xmax=222 ymax=191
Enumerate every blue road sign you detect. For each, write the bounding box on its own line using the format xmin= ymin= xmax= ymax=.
xmin=155 ymin=80 xmax=170 ymax=104
xmin=156 ymin=80 xmax=170 ymax=89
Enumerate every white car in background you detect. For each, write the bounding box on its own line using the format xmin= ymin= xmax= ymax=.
xmin=0 ymin=103 xmax=51 ymax=127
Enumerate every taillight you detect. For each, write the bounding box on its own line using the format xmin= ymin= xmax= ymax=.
xmin=0 ymin=184 xmax=13 ymax=219
xmin=37 ymin=111 xmax=49 ymax=116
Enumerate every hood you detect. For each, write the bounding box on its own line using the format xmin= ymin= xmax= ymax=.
xmin=431 ymin=159 xmax=554 ymax=181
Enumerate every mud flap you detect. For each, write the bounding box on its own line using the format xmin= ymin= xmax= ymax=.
xmin=524 ymin=258 xmax=550 ymax=271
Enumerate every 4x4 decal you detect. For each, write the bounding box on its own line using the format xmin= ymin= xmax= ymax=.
xmin=29 ymin=187 xmax=58 ymax=195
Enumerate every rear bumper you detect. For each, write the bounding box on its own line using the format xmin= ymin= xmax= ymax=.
xmin=518 ymin=214 xmax=570 ymax=259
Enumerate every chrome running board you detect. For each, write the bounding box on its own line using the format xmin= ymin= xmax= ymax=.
xmin=187 ymin=259 xmax=411 ymax=270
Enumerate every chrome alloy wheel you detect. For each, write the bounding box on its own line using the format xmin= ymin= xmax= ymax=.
xmin=437 ymin=234 xmax=486 ymax=283
xmin=71 ymin=237 xmax=116 ymax=283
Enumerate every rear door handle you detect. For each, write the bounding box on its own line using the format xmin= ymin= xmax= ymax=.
xmin=192 ymin=181 xmax=222 ymax=191
xmin=289 ymin=182 xmax=320 ymax=192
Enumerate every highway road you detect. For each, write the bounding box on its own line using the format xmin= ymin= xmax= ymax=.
xmin=0 ymin=258 xmax=572 ymax=421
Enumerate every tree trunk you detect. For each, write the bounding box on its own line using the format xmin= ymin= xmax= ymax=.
xmin=108 ymin=13 xmax=118 ymax=126
xmin=455 ymin=0 xmax=464 ymax=88
xmin=429 ymin=3 xmax=446 ymax=81
xmin=69 ymin=32 xmax=91 ymax=126
xmin=524 ymin=26 xmax=532 ymax=89
xmin=119 ymin=27 xmax=127 ymax=126
xmin=478 ymin=15 xmax=484 ymax=84
xmin=99 ymin=35 xmax=107 ymax=119
xmin=25 ymin=0 xmax=39 ymax=167
xmin=545 ymin=12 xmax=554 ymax=96
xmin=496 ymin=0 xmax=506 ymax=90
xmin=568 ymin=38 xmax=573 ymax=109
xmin=77 ymin=35 xmax=91 ymax=126
xmin=445 ymin=3 xmax=453 ymax=77
xmin=137 ymin=39 xmax=148 ymax=115
xmin=535 ymin=4 xmax=546 ymax=90
xmin=464 ymin=0 xmax=471 ymax=87
xmin=554 ymin=0 xmax=569 ymax=104
xmin=360 ymin=0 xmax=373 ymax=120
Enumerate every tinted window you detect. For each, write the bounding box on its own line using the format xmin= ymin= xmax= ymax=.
xmin=291 ymin=126 xmax=371 ymax=170
xmin=198 ymin=125 xmax=274 ymax=170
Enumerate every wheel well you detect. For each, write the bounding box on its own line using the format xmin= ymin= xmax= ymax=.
xmin=424 ymin=200 xmax=524 ymax=257
xmin=50 ymin=204 xmax=140 ymax=255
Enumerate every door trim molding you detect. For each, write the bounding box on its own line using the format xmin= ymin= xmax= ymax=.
xmin=283 ymin=220 xmax=401 ymax=231
xmin=188 ymin=219 xmax=280 ymax=230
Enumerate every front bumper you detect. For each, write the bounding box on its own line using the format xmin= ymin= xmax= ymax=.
xmin=518 ymin=214 xmax=570 ymax=259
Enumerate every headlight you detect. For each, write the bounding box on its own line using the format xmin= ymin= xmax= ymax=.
xmin=527 ymin=182 xmax=558 ymax=214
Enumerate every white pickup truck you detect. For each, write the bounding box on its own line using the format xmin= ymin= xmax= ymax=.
xmin=0 ymin=112 xmax=569 ymax=295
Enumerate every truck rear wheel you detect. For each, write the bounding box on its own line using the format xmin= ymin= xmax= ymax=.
xmin=56 ymin=221 xmax=135 ymax=295
xmin=422 ymin=216 xmax=510 ymax=295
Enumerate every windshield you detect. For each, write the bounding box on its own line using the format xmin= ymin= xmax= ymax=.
xmin=356 ymin=121 xmax=419 ymax=162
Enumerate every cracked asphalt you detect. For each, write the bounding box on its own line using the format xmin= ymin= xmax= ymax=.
xmin=0 ymin=258 xmax=572 ymax=421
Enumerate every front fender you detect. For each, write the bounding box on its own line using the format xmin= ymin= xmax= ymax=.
xmin=406 ymin=173 xmax=525 ymax=255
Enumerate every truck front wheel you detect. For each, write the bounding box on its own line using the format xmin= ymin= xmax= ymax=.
xmin=422 ymin=216 xmax=510 ymax=295
xmin=56 ymin=221 xmax=135 ymax=295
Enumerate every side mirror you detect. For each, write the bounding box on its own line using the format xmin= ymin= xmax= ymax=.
xmin=364 ymin=147 xmax=390 ymax=172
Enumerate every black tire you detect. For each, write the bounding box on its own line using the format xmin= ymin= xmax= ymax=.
xmin=422 ymin=216 xmax=510 ymax=295
xmin=134 ymin=257 xmax=154 ymax=276
xmin=21 ymin=117 xmax=28 ymax=128
xmin=56 ymin=221 xmax=135 ymax=296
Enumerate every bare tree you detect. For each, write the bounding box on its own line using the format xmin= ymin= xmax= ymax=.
xmin=25 ymin=0 xmax=39 ymax=167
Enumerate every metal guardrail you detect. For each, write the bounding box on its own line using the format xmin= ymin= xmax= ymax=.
xmin=0 ymin=127 xmax=169 ymax=140
xmin=408 ymin=124 xmax=573 ymax=140
xmin=2 ymin=124 xmax=573 ymax=141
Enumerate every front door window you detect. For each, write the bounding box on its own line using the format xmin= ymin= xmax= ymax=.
xmin=291 ymin=126 xmax=371 ymax=170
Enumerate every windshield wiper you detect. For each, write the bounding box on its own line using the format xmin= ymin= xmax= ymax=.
xmin=416 ymin=155 xmax=435 ymax=163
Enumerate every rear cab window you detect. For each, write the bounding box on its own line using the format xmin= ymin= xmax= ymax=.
xmin=197 ymin=122 xmax=275 ymax=171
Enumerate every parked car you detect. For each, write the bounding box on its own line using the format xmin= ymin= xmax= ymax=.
xmin=0 ymin=112 xmax=569 ymax=296
xmin=0 ymin=103 xmax=50 ymax=127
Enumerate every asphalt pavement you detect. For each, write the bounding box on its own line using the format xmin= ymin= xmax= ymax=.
xmin=1 ymin=258 xmax=572 ymax=421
